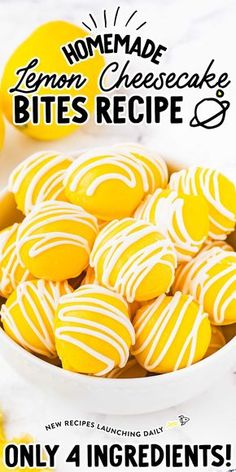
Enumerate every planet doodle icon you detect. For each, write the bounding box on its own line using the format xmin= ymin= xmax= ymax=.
xmin=190 ymin=96 xmax=230 ymax=129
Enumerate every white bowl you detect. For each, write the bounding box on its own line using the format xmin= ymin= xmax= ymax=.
xmin=0 ymin=328 xmax=235 ymax=415
xmin=0 ymin=187 xmax=235 ymax=415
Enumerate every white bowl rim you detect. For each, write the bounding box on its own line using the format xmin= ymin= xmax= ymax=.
xmin=0 ymin=327 xmax=235 ymax=386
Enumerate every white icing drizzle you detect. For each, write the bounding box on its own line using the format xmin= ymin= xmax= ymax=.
xmin=64 ymin=146 xmax=154 ymax=197
xmin=201 ymin=238 xmax=233 ymax=253
xmin=133 ymin=292 xmax=208 ymax=371
xmin=169 ymin=167 xmax=236 ymax=239
xmin=0 ymin=223 xmax=31 ymax=297
xmin=8 ymin=151 xmax=73 ymax=214
xmin=90 ymin=218 xmax=177 ymax=303
xmin=173 ymin=247 xmax=236 ymax=324
xmin=16 ymin=200 xmax=98 ymax=261
xmin=112 ymin=143 xmax=168 ymax=192
xmin=55 ymin=284 xmax=135 ymax=376
xmin=135 ymin=189 xmax=206 ymax=261
xmin=1 ymin=279 xmax=72 ymax=357
xmin=81 ymin=266 xmax=97 ymax=285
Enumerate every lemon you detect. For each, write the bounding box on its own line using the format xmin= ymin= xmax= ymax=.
xmin=0 ymin=21 xmax=105 ymax=140
xmin=0 ymin=411 xmax=50 ymax=472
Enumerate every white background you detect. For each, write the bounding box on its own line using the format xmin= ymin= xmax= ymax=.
xmin=0 ymin=1 xmax=236 ymax=470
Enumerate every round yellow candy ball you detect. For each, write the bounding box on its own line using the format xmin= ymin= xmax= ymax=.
xmin=8 ymin=151 xmax=73 ymax=215
xmin=169 ymin=167 xmax=236 ymax=240
xmin=135 ymin=188 xmax=209 ymax=262
xmin=64 ymin=146 xmax=164 ymax=221
xmin=0 ymin=223 xmax=32 ymax=298
xmin=132 ymin=292 xmax=211 ymax=373
xmin=55 ymin=284 xmax=135 ymax=376
xmin=173 ymin=247 xmax=236 ymax=325
xmin=112 ymin=143 xmax=168 ymax=193
xmin=17 ymin=200 xmax=98 ymax=281
xmin=1 ymin=279 xmax=72 ymax=358
xmin=90 ymin=217 xmax=177 ymax=302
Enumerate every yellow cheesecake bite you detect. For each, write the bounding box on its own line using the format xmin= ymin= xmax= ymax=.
xmin=132 ymin=292 xmax=211 ymax=373
xmin=55 ymin=284 xmax=135 ymax=376
xmin=173 ymin=247 xmax=236 ymax=325
xmin=112 ymin=143 xmax=168 ymax=193
xmin=1 ymin=279 xmax=72 ymax=358
xmin=16 ymin=200 xmax=98 ymax=281
xmin=0 ymin=223 xmax=32 ymax=298
xmin=169 ymin=167 xmax=236 ymax=239
xmin=90 ymin=218 xmax=177 ymax=303
xmin=205 ymin=326 xmax=226 ymax=357
xmin=135 ymin=189 xmax=209 ymax=262
xmin=8 ymin=151 xmax=73 ymax=215
xmin=63 ymin=146 xmax=167 ymax=221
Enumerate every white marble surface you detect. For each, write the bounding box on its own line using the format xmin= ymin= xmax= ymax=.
xmin=0 ymin=0 xmax=236 ymax=470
